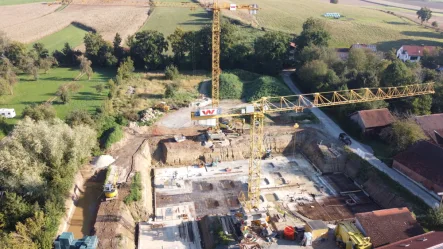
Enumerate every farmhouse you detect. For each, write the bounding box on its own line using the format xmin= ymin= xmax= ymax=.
xmin=396 ymin=45 xmax=436 ymax=62
xmin=393 ymin=140 xmax=443 ymax=194
xmin=0 ymin=108 xmax=16 ymax=118
xmin=415 ymin=113 xmax=443 ymax=146
xmin=355 ymin=207 xmax=425 ymax=248
xmin=350 ymin=108 xmax=394 ymax=133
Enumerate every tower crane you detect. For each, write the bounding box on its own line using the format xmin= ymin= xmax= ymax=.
xmin=151 ymin=1 xmax=259 ymax=108
xmin=191 ymin=83 xmax=435 ymax=210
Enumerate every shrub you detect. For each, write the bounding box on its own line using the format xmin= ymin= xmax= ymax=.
xmin=22 ymin=104 xmax=56 ymax=121
xmin=330 ymin=0 xmax=338 ymax=3
xmin=65 ymin=109 xmax=94 ymax=127
xmin=219 ymin=73 xmax=242 ymax=99
xmin=164 ymin=82 xmax=179 ymax=98
xmin=165 ymin=65 xmax=179 ymax=80
xmin=124 ymin=172 xmax=142 ymax=204
xmin=102 ymin=125 xmax=123 ymax=149
xmin=244 ymin=76 xmax=291 ymax=102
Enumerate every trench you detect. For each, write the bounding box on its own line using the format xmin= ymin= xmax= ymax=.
xmin=67 ymin=168 xmax=104 ymax=238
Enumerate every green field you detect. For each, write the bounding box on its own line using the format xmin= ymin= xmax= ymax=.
xmin=0 ymin=67 xmax=112 ymax=123
xmin=0 ymin=0 xmax=54 ymax=5
xmin=141 ymin=0 xmax=211 ymax=38
xmin=250 ymin=0 xmax=443 ymax=50
xmin=28 ymin=25 xmax=88 ymax=52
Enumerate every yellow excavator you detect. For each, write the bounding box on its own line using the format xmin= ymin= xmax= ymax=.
xmin=335 ymin=221 xmax=371 ymax=249
xmin=104 ymin=165 xmax=118 ymax=200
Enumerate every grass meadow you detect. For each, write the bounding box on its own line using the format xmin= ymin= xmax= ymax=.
xmin=246 ymin=0 xmax=443 ymax=50
xmin=27 ymin=25 xmax=88 ymax=52
xmin=0 ymin=67 xmax=112 ymax=124
xmin=141 ymin=0 xmax=211 ymax=38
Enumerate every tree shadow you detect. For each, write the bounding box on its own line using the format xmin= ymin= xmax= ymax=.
xmin=188 ymin=12 xmax=211 ymax=19
xmin=71 ymin=92 xmax=103 ymax=101
xmin=180 ymin=19 xmax=211 ymax=26
xmin=401 ymin=31 xmax=443 ymax=40
xmin=42 ymin=76 xmax=76 ymax=81
xmin=386 ymin=21 xmax=409 ymax=25
xmin=138 ymin=93 xmax=163 ymax=99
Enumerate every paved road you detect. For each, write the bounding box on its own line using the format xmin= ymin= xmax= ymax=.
xmin=281 ymin=70 xmax=440 ymax=207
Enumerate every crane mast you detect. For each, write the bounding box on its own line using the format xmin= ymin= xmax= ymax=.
xmin=152 ymin=1 xmax=259 ymax=108
xmin=192 ymin=83 xmax=435 ymax=210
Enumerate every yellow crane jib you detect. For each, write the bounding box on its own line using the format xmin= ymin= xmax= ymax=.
xmin=190 ymin=83 xmax=434 ymax=211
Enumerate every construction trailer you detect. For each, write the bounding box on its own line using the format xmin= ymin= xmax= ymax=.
xmin=0 ymin=108 xmax=16 ymax=118
xmin=305 ymin=220 xmax=329 ymax=241
xmin=54 ymin=232 xmax=98 ymax=249
xmin=335 ymin=221 xmax=372 ymax=249
xmin=103 ymin=165 xmax=118 ymax=200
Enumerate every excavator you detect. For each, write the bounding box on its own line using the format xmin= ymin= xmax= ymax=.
xmin=335 ymin=221 xmax=372 ymax=249
xmin=103 ymin=165 xmax=118 ymax=201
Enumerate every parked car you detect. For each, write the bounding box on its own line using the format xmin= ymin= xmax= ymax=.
xmin=339 ymin=133 xmax=352 ymax=145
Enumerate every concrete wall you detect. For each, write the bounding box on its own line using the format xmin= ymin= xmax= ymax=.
xmin=393 ymin=160 xmax=443 ymax=193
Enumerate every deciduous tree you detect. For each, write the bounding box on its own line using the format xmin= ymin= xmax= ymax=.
xmin=417 ymin=7 xmax=432 ymax=24
xmin=128 ymin=30 xmax=168 ymax=70
xmin=254 ymin=31 xmax=291 ymax=75
xmin=22 ymin=104 xmax=56 ymax=121
xmin=380 ymin=119 xmax=427 ymax=152
xmin=296 ymin=18 xmax=331 ymax=50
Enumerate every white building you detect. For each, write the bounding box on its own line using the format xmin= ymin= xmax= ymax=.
xmin=397 ymin=45 xmax=436 ymax=62
xmin=0 ymin=108 xmax=16 ymax=118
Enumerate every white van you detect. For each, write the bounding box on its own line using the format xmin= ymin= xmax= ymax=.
xmin=0 ymin=108 xmax=16 ymax=118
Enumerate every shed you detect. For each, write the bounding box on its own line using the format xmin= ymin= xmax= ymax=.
xmin=350 ymin=108 xmax=394 ymax=133
xmin=305 ymin=220 xmax=328 ymax=240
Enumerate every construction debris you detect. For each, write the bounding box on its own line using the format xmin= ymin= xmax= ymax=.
xmin=140 ymin=108 xmax=163 ymax=123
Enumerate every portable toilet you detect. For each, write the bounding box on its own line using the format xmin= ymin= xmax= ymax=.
xmin=0 ymin=108 xmax=16 ymax=118
xmin=305 ymin=220 xmax=328 ymax=240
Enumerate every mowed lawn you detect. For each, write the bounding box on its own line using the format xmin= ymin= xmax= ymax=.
xmin=250 ymin=0 xmax=443 ymax=50
xmin=0 ymin=0 xmax=54 ymax=5
xmin=0 ymin=67 xmax=112 ymax=123
xmin=141 ymin=0 xmax=211 ymax=38
xmin=27 ymin=25 xmax=88 ymax=52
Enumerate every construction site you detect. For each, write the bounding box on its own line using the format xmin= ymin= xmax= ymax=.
xmin=67 ymin=81 xmax=433 ymax=249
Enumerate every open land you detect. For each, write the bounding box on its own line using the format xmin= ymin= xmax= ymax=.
xmin=229 ymin=0 xmax=443 ymax=50
xmin=0 ymin=0 xmax=55 ymax=6
xmin=0 ymin=2 xmax=148 ymax=43
xmin=141 ymin=0 xmax=211 ymax=38
xmin=0 ymin=67 xmax=112 ymax=123
xmin=27 ymin=24 xmax=89 ymax=51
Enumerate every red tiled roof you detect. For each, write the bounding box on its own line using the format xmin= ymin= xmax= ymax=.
xmin=415 ymin=113 xmax=443 ymax=145
xmin=393 ymin=140 xmax=443 ymax=186
xmin=402 ymin=45 xmax=436 ymax=57
xmin=377 ymin=231 xmax=443 ymax=249
xmin=351 ymin=108 xmax=394 ymax=129
xmin=355 ymin=207 xmax=425 ymax=248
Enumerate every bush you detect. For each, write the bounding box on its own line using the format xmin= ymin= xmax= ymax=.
xmin=65 ymin=109 xmax=94 ymax=127
xmin=102 ymin=125 xmax=123 ymax=149
xmin=380 ymin=119 xmax=427 ymax=153
xmin=330 ymin=0 xmax=338 ymax=3
xmin=124 ymin=172 xmax=142 ymax=204
xmin=219 ymin=73 xmax=243 ymax=99
xmin=164 ymin=82 xmax=179 ymax=98
xmin=244 ymin=76 xmax=291 ymax=102
xmin=165 ymin=65 xmax=179 ymax=80
xmin=22 ymin=104 xmax=56 ymax=121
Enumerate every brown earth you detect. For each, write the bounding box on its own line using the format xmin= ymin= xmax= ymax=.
xmin=0 ymin=2 xmax=148 ymax=43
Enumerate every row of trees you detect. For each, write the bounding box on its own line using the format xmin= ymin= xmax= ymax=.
xmin=292 ymin=17 xmax=442 ymax=117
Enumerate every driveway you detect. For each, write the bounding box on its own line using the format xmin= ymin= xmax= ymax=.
xmin=281 ymin=70 xmax=440 ymax=207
